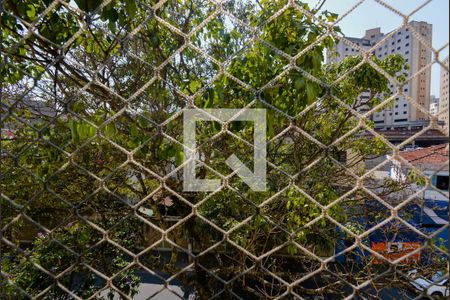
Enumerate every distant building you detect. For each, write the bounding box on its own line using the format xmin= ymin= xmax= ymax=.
xmin=338 ymin=142 xmax=449 ymax=265
xmin=328 ymin=21 xmax=433 ymax=129
xmin=429 ymin=95 xmax=439 ymax=116
xmin=389 ymin=144 xmax=449 ymax=202
xmin=378 ymin=144 xmax=449 ymax=262
xmin=0 ymin=98 xmax=60 ymax=140
xmin=439 ymin=58 xmax=449 ymax=134
xmin=374 ymin=128 xmax=448 ymax=147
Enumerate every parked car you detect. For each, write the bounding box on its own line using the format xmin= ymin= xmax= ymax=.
xmin=408 ymin=270 xmax=449 ymax=298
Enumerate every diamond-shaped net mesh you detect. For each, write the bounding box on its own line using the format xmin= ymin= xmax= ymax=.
xmin=1 ymin=0 xmax=449 ymax=299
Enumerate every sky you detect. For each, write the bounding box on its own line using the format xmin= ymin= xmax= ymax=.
xmin=304 ymin=0 xmax=449 ymax=96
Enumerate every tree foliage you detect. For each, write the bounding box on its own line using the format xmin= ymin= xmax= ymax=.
xmin=1 ymin=1 xmax=437 ymax=299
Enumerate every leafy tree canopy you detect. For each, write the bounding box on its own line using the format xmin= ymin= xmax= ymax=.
xmin=2 ymin=1 xmax=433 ymax=299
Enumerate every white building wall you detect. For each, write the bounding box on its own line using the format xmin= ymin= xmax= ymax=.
xmin=429 ymin=96 xmax=439 ymax=116
xmin=439 ymin=58 xmax=449 ymax=134
xmin=328 ymin=22 xmax=433 ymax=128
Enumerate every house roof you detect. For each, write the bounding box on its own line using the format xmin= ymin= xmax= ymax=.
xmin=1 ymin=98 xmax=59 ymax=118
xmin=398 ymin=144 xmax=449 ymax=167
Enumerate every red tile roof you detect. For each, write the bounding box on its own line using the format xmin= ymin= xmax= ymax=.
xmin=399 ymin=144 xmax=449 ymax=166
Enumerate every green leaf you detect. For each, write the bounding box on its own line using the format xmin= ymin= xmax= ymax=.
xmin=77 ymin=123 xmax=96 ymax=140
xmin=130 ymin=124 xmax=138 ymax=138
xmin=104 ymin=123 xmax=117 ymax=139
xmin=175 ymin=150 xmax=184 ymax=167
xmin=26 ymin=5 xmax=36 ymax=19
xmin=306 ymin=83 xmax=316 ymax=103
xmin=295 ymin=77 xmax=305 ymax=91
xmin=204 ymin=97 xmax=212 ymax=109
xmin=69 ymin=120 xmax=80 ymax=144
xmin=125 ymin=0 xmax=137 ymax=18
xmin=189 ymin=80 xmax=201 ymax=92
xmin=166 ymin=145 xmax=177 ymax=158
xmin=137 ymin=116 xmax=149 ymax=128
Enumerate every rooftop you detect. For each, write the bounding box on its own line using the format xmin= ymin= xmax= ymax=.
xmin=398 ymin=144 xmax=449 ymax=167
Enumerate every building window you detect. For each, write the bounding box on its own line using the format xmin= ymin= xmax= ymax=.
xmin=403 ymin=111 xmax=407 ymax=114
xmin=404 ymin=104 xmax=407 ymax=107
xmin=397 ymin=39 xmax=401 ymax=43
xmin=394 ymin=118 xmax=408 ymax=122
xmin=436 ymin=175 xmax=449 ymax=191
xmin=345 ymin=48 xmax=349 ymax=51
xmin=397 ymin=47 xmax=401 ymax=50
xmin=405 ymin=51 xmax=410 ymax=54
xmin=395 ymin=112 xmax=399 ymax=115
xmin=405 ymin=43 xmax=410 ymax=47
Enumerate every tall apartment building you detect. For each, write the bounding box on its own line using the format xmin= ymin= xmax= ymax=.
xmin=328 ymin=21 xmax=433 ymax=129
xmin=439 ymin=58 xmax=449 ymax=134
xmin=429 ymin=95 xmax=439 ymax=116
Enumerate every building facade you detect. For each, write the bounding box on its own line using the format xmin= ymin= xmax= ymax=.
xmin=429 ymin=95 xmax=439 ymax=116
xmin=328 ymin=21 xmax=433 ymax=129
xmin=439 ymin=58 xmax=449 ymax=134
xmin=389 ymin=144 xmax=449 ymax=202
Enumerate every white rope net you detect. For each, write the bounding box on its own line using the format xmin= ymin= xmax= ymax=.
xmin=0 ymin=0 xmax=449 ymax=299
